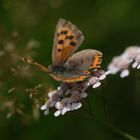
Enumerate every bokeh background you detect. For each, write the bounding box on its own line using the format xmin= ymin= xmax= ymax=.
xmin=0 ymin=0 xmax=140 ymax=140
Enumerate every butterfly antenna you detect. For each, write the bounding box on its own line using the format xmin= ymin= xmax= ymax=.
xmin=20 ymin=57 xmax=50 ymax=73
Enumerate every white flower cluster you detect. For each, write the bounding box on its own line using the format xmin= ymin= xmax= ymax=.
xmin=40 ymin=70 xmax=109 ymax=117
xmin=108 ymin=46 xmax=140 ymax=78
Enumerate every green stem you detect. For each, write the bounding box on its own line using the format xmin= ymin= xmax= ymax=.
xmin=86 ymin=110 xmax=139 ymax=140
xmin=100 ymin=119 xmax=139 ymax=140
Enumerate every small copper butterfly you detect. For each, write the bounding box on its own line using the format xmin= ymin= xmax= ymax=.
xmin=21 ymin=18 xmax=102 ymax=83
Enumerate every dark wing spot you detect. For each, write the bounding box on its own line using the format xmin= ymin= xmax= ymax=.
xmin=58 ymin=40 xmax=64 ymax=44
xmin=57 ymin=33 xmax=60 ymax=36
xmin=70 ymin=41 xmax=76 ymax=46
xmin=58 ymin=49 xmax=62 ymax=52
xmin=61 ymin=30 xmax=68 ymax=35
xmin=65 ymin=35 xmax=74 ymax=40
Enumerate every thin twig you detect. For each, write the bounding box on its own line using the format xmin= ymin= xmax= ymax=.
xmin=84 ymin=108 xmax=139 ymax=140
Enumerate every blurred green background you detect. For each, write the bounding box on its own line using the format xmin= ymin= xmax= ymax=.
xmin=0 ymin=0 xmax=140 ymax=140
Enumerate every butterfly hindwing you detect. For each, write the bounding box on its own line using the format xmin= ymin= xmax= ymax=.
xmin=52 ymin=18 xmax=84 ymax=66
xmin=64 ymin=49 xmax=102 ymax=71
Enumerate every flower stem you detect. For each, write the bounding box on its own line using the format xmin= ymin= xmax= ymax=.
xmin=85 ymin=110 xmax=139 ymax=140
xmin=100 ymin=119 xmax=139 ymax=140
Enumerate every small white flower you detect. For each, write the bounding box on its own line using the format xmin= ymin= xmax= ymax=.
xmin=87 ymin=77 xmax=98 ymax=86
xmin=70 ymin=102 xmax=82 ymax=110
xmin=99 ymin=74 xmax=106 ymax=80
xmin=70 ymin=103 xmax=77 ymax=110
xmin=66 ymin=105 xmax=71 ymax=111
xmin=92 ymin=82 xmax=101 ymax=88
xmin=137 ymin=64 xmax=140 ymax=69
xmin=48 ymin=90 xmax=57 ymax=98
xmin=74 ymin=102 xmax=82 ymax=110
xmin=108 ymin=46 xmax=140 ymax=78
xmin=80 ymin=92 xmax=87 ymax=98
xmin=108 ymin=65 xmax=119 ymax=74
xmin=55 ymin=102 xmax=63 ymax=110
xmin=105 ymin=70 xmax=111 ymax=75
xmin=120 ymin=69 xmax=129 ymax=78
xmin=137 ymin=48 xmax=140 ymax=53
xmin=40 ymin=104 xmax=47 ymax=110
xmin=44 ymin=109 xmax=49 ymax=115
xmin=61 ymin=107 xmax=68 ymax=115
xmin=132 ymin=61 xmax=138 ymax=68
xmin=57 ymin=86 xmax=61 ymax=91
xmin=54 ymin=110 xmax=61 ymax=117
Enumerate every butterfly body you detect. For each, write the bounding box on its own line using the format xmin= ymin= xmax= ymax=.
xmin=48 ymin=65 xmax=67 ymax=73
xmin=21 ymin=18 xmax=102 ymax=83
xmin=48 ymin=64 xmax=89 ymax=83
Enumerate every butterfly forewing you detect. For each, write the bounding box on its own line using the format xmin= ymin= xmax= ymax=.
xmin=52 ymin=18 xmax=84 ymax=66
xmin=64 ymin=49 xmax=102 ymax=71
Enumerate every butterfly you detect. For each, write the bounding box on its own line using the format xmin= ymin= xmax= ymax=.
xmin=21 ymin=18 xmax=102 ymax=83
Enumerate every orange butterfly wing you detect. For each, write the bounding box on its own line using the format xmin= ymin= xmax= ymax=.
xmin=52 ymin=18 xmax=84 ymax=66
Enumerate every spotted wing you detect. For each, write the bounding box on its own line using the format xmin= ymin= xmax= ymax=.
xmin=64 ymin=49 xmax=102 ymax=71
xmin=52 ymin=18 xmax=84 ymax=66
